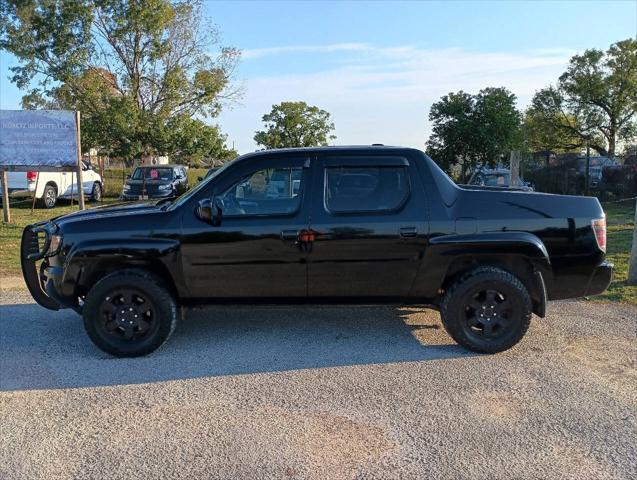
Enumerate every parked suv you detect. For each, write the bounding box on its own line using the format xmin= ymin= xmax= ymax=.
xmin=21 ymin=146 xmax=612 ymax=357
xmin=121 ymin=165 xmax=188 ymax=200
xmin=2 ymin=161 xmax=103 ymax=208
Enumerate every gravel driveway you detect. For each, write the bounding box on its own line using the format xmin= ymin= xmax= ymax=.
xmin=1 ymin=291 xmax=636 ymax=479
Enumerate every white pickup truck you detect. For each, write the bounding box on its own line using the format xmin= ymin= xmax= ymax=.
xmin=1 ymin=161 xmax=103 ymax=208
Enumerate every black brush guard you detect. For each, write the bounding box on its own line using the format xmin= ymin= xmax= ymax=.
xmin=20 ymin=225 xmax=60 ymax=310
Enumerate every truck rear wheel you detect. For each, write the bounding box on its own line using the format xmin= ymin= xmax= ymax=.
xmin=440 ymin=267 xmax=532 ymax=353
xmin=40 ymin=184 xmax=57 ymax=208
xmin=82 ymin=270 xmax=178 ymax=357
xmin=91 ymin=182 xmax=102 ymax=202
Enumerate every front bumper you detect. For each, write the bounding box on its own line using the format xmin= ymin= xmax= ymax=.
xmin=585 ymin=261 xmax=613 ymax=296
xmin=121 ymin=190 xmax=173 ymax=200
xmin=20 ymin=224 xmax=62 ymax=310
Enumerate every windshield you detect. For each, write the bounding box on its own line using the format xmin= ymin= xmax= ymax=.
xmin=166 ymin=160 xmax=234 ymax=210
xmin=132 ymin=167 xmax=173 ymax=181
xmin=471 ymin=172 xmax=510 ymax=186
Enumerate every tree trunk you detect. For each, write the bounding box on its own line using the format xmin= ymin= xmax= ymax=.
xmin=608 ymin=126 xmax=616 ymax=159
xmin=628 ymin=199 xmax=637 ymax=285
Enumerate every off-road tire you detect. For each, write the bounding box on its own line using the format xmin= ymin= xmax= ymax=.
xmin=82 ymin=270 xmax=178 ymax=357
xmin=440 ymin=267 xmax=532 ymax=353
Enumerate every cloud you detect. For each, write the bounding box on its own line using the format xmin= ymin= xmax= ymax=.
xmin=243 ymin=43 xmax=369 ymax=59
xmin=219 ymin=44 xmax=574 ymax=152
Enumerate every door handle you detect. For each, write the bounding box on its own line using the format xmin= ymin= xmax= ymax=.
xmin=281 ymin=229 xmax=299 ymax=241
xmin=399 ymin=226 xmax=418 ymax=238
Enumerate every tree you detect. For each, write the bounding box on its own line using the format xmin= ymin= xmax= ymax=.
xmin=522 ymin=107 xmax=583 ymax=166
xmin=426 ymin=87 xmax=521 ymax=181
xmin=254 ymin=101 xmax=336 ymax=149
xmin=0 ymin=0 xmax=240 ymax=162
xmin=527 ymin=38 xmax=637 ymax=159
xmin=166 ymin=115 xmax=237 ymax=165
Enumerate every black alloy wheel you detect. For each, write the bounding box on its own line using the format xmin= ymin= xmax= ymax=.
xmin=97 ymin=288 xmax=159 ymax=342
xmin=440 ymin=267 xmax=532 ymax=353
xmin=83 ymin=270 xmax=178 ymax=357
xmin=463 ymin=289 xmax=513 ymax=339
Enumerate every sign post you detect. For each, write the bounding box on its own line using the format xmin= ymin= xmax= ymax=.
xmin=1 ymin=171 xmax=10 ymax=223
xmin=75 ymin=111 xmax=85 ymax=210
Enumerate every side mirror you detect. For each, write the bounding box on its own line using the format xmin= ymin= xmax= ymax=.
xmin=197 ymin=176 xmax=203 ymax=182
xmin=126 ymin=174 xmax=131 ymax=179
xmin=197 ymin=197 xmax=222 ymax=225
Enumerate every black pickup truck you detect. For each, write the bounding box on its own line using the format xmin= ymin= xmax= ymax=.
xmin=21 ymin=146 xmax=612 ymax=357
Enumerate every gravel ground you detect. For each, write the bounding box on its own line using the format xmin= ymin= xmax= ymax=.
xmin=0 ymin=291 xmax=636 ymax=480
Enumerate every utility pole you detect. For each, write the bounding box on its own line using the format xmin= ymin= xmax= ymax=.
xmin=510 ymin=151 xmax=520 ymax=187
xmin=628 ymin=198 xmax=637 ymax=285
xmin=585 ymin=144 xmax=591 ymax=196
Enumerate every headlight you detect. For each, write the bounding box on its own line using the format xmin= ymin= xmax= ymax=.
xmin=158 ymin=184 xmax=172 ymax=191
xmin=123 ymin=184 xmax=131 ymax=191
xmin=47 ymin=234 xmax=63 ymax=256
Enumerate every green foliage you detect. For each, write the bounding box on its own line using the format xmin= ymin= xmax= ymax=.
xmin=254 ymin=101 xmax=336 ymax=149
xmin=522 ymin=104 xmax=584 ymax=157
xmin=426 ymin=87 xmax=521 ymax=181
xmin=0 ymin=0 xmax=240 ymax=163
xmin=527 ymin=38 xmax=637 ymax=158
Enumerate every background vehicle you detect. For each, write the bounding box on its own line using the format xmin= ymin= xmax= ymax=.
xmin=121 ymin=165 xmax=188 ymax=200
xmin=1 ymin=162 xmax=103 ymax=208
xmin=468 ymin=168 xmax=534 ymax=191
xmin=22 ymin=146 xmax=611 ymax=357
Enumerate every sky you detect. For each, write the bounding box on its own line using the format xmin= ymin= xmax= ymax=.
xmin=1 ymin=0 xmax=636 ymax=154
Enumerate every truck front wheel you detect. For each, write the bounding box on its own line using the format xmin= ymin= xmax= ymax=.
xmin=440 ymin=267 xmax=532 ymax=353
xmin=82 ymin=270 xmax=178 ymax=357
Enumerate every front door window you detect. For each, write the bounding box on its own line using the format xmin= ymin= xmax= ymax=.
xmin=219 ymin=167 xmax=303 ymax=216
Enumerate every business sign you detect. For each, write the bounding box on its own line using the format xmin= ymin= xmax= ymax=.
xmin=0 ymin=110 xmax=78 ymax=172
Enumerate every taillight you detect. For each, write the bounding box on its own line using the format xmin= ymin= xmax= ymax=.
xmin=27 ymin=171 xmax=37 ymax=182
xmin=592 ymin=217 xmax=606 ymax=252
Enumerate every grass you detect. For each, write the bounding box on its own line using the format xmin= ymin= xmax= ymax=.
xmin=1 ymin=177 xmax=636 ymax=305
xmin=596 ymin=201 xmax=637 ymax=305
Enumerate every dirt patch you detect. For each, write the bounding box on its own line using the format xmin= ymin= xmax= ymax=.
xmin=564 ymin=335 xmax=637 ymax=399
xmin=0 ymin=276 xmax=25 ymax=291
xmin=465 ymin=391 xmax=524 ymax=423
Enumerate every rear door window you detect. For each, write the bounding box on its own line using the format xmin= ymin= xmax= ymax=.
xmin=325 ymin=166 xmax=410 ymax=213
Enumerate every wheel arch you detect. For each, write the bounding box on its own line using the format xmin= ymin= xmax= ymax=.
xmin=414 ymin=231 xmax=551 ymax=317
xmin=62 ymin=239 xmax=184 ymax=301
